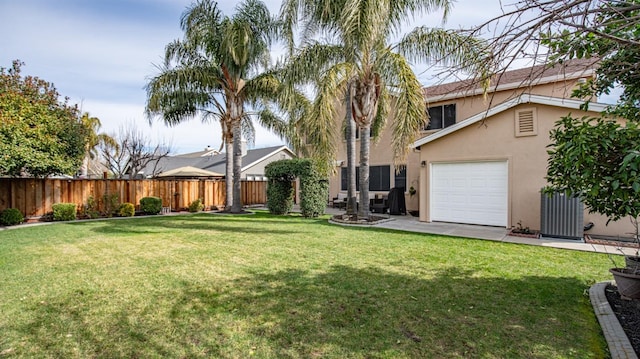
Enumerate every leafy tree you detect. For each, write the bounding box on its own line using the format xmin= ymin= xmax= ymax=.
xmin=280 ymin=0 xmax=494 ymax=217
xmin=0 ymin=60 xmax=87 ymax=177
xmin=546 ymin=116 xmax=640 ymax=244
xmin=490 ymin=1 xmax=640 ymax=238
xmin=146 ymin=0 xmax=299 ymax=213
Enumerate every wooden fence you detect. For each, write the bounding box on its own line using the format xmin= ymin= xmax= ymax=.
xmin=0 ymin=178 xmax=268 ymax=218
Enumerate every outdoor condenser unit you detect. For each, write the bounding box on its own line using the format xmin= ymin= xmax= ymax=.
xmin=540 ymin=191 xmax=584 ymax=240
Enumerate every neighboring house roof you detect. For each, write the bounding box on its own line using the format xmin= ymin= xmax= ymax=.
xmin=241 ymin=145 xmax=296 ymax=171
xmin=156 ymin=166 xmax=223 ymax=178
xmin=140 ymin=145 xmax=295 ymax=178
xmin=197 ymin=145 xmax=295 ymax=174
xmin=172 ymin=147 xmax=220 ymax=158
xmin=424 ymin=58 xmax=598 ymax=102
xmin=412 ymin=93 xmax=608 ymax=148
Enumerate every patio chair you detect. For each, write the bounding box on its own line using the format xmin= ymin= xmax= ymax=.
xmin=332 ymin=193 xmax=348 ymax=209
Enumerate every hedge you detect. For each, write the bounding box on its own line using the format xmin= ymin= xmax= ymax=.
xmin=265 ymin=159 xmax=328 ymax=217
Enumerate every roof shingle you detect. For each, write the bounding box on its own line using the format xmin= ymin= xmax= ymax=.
xmin=424 ymin=58 xmax=598 ymax=98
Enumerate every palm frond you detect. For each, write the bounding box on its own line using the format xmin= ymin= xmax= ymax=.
xmin=376 ymin=51 xmax=427 ymax=163
xmin=397 ymin=27 xmax=496 ymax=87
xmin=145 ymin=65 xmax=225 ymax=126
xmin=387 ymin=0 xmax=452 ymax=35
xmin=278 ymin=0 xmax=302 ymax=53
xmin=370 ymin=83 xmax=389 ymax=143
xmin=301 ymin=62 xmax=353 ymax=167
xmin=234 ymin=0 xmax=278 ymax=46
xmin=243 ymin=72 xmax=281 ymax=104
xmin=240 ymin=114 xmax=256 ymax=146
xmin=341 ymin=0 xmax=390 ymax=56
xmin=181 ymin=0 xmax=224 ymax=47
xmin=280 ymin=42 xmax=346 ymax=87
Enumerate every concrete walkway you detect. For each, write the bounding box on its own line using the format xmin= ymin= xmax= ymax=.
xmin=325 ymin=206 xmax=637 ymax=256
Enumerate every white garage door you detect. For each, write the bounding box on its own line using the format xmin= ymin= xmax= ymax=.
xmin=430 ymin=161 xmax=508 ymax=227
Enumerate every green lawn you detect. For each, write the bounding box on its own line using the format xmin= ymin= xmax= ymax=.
xmin=0 ymin=212 xmax=612 ymax=358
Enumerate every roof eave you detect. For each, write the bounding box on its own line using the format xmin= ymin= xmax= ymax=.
xmin=411 ymin=94 xmax=609 ymax=148
xmin=424 ymin=69 xmax=596 ymax=103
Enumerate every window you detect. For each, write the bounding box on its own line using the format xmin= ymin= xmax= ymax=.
xmin=426 ymin=104 xmax=456 ymax=130
xmin=369 ymin=165 xmax=391 ymax=191
xmin=340 ymin=165 xmax=391 ymax=191
xmin=394 ymin=166 xmax=406 ymax=191
xmin=340 ymin=167 xmax=350 ymax=191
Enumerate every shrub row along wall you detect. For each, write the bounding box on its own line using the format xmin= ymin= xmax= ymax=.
xmin=0 ymin=178 xmax=267 ymax=218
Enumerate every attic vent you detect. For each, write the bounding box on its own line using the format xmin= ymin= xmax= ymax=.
xmin=515 ymin=108 xmax=537 ymax=137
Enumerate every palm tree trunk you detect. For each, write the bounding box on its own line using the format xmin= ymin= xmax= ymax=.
xmin=353 ymin=77 xmax=377 ymax=218
xmin=346 ymin=85 xmax=357 ymax=215
xmin=224 ymin=139 xmax=233 ymax=211
xmin=232 ymin=125 xmax=243 ymax=212
xmin=358 ymin=125 xmax=370 ymax=217
xmin=81 ymin=155 xmax=89 ymax=178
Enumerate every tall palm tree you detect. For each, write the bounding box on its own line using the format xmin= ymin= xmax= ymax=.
xmin=280 ymin=0 xmax=495 ymax=218
xmin=344 ymin=86 xmax=357 ymax=215
xmin=146 ymin=0 xmax=293 ymax=213
xmin=79 ymin=112 xmax=116 ymax=178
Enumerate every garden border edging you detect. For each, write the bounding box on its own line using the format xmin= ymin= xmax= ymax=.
xmin=590 ymin=281 xmax=638 ymax=359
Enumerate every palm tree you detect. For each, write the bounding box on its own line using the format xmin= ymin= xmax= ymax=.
xmin=146 ymin=0 xmax=294 ymax=213
xmin=280 ymin=0 xmax=495 ymax=217
xmin=79 ymin=112 xmax=116 ymax=178
xmin=344 ymin=86 xmax=357 ymax=215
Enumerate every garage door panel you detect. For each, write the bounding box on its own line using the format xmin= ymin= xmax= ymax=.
xmin=430 ymin=161 xmax=508 ymax=227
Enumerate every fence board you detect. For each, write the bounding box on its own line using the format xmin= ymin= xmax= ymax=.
xmin=0 ymin=178 xmax=267 ymax=218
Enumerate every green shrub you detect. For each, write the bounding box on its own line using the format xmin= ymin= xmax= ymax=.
xmin=140 ymin=197 xmax=162 ymax=215
xmin=42 ymin=212 xmax=54 ymax=222
xmin=188 ymin=198 xmax=205 ymax=213
xmin=102 ymin=193 xmax=120 ymax=217
xmin=0 ymin=208 xmax=24 ymax=226
xmin=299 ymin=177 xmax=329 ymax=218
xmin=265 ymin=159 xmax=328 ymax=217
xmin=52 ymin=203 xmax=77 ymax=221
xmin=118 ymin=203 xmax=135 ymax=217
xmin=82 ymin=196 xmax=100 ymax=219
xmin=266 ymin=178 xmax=295 ymax=215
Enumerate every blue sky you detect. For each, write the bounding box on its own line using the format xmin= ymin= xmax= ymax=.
xmin=0 ymin=0 xmax=579 ymax=154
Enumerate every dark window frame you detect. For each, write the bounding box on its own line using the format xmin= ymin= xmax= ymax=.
xmin=340 ymin=165 xmax=391 ymax=191
xmin=426 ymin=104 xmax=456 ymax=130
xmin=394 ymin=166 xmax=407 ymax=192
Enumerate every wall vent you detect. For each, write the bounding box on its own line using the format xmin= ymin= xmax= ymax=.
xmin=540 ymin=191 xmax=584 ymax=240
xmin=515 ymin=108 xmax=537 ymax=137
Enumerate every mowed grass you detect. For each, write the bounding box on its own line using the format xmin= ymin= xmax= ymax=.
xmin=0 ymin=211 xmax=613 ymax=358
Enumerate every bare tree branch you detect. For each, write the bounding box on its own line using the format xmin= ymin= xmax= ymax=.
xmin=99 ymin=122 xmax=172 ymax=179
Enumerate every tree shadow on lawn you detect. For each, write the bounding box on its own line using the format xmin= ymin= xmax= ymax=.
xmin=9 ymin=266 xmax=605 ymax=358
xmin=77 ymin=213 xmax=327 ymax=237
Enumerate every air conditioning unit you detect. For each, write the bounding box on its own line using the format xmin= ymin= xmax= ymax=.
xmin=540 ymin=191 xmax=584 ymax=240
